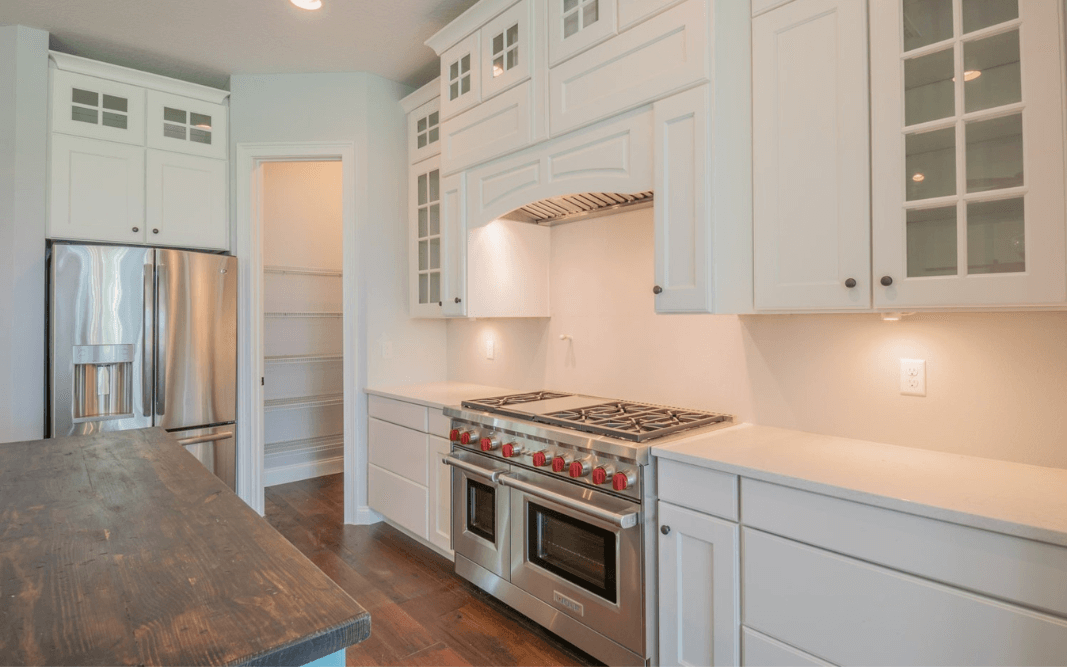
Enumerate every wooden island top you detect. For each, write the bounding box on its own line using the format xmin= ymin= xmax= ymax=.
xmin=0 ymin=427 xmax=370 ymax=666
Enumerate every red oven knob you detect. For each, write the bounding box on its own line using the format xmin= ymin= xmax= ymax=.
xmin=502 ymin=443 xmax=523 ymax=458
xmin=551 ymin=455 xmax=571 ymax=473
xmin=592 ymin=466 xmax=614 ymax=485
xmin=569 ymin=460 xmax=591 ymax=478
xmin=613 ymin=470 xmax=637 ymax=492
xmin=532 ymin=451 xmax=549 ymax=467
xmin=480 ymin=437 xmax=500 ymax=452
xmin=459 ymin=431 xmax=475 ymax=445
xmin=449 ymin=428 xmax=461 ymax=442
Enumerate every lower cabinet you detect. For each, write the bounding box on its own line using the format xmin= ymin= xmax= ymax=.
xmin=657 ymin=501 xmax=740 ymax=666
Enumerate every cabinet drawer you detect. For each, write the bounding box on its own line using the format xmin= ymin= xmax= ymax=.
xmin=441 ymin=80 xmax=531 ymax=174
xmin=742 ymin=627 xmax=832 ymax=667
xmin=549 ymin=0 xmax=707 ymax=136
xmin=369 ymin=463 xmax=428 ymax=540
xmin=741 ymin=478 xmax=1067 ymax=617
xmin=368 ymin=394 xmax=428 ymax=431
xmin=428 ymin=409 xmax=452 ymax=439
xmin=743 ymin=528 xmax=1067 ymax=666
xmin=368 ymin=418 xmax=428 ymax=485
xmin=657 ymin=458 xmax=738 ymax=521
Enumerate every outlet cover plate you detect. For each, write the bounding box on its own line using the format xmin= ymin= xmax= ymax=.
xmin=900 ymin=358 xmax=926 ymax=397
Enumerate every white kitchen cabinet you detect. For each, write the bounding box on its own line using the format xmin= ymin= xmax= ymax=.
xmin=51 ymin=69 xmax=146 ymax=146
xmin=440 ymin=172 xmax=468 ymax=317
xmin=548 ymin=0 xmax=707 ymax=136
xmin=146 ymin=90 xmax=228 ymax=160
xmin=48 ymin=134 xmax=146 ymax=244
xmin=657 ymin=501 xmax=740 ymax=667
xmin=752 ymin=0 xmax=871 ymax=311
xmin=146 ymin=149 xmax=228 ymax=250
xmin=870 ymin=0 xmax=1067 ymax=308
xmin=547 ymin=0 xmax=617 ymax=66
xmin=410 ymin=156 xmax=445 ymax=318
xmin=480 ymin=0 xmax=532 ymax=101
xmin=440 ymin=32 xmax=482 ymax=121
xmin=429 ymin=434 xmax=453 ymax=553
xmin=441 ymin=81 xmax=532 ymax=175
xmin=408 ymin=95 xmax=441 ymax=165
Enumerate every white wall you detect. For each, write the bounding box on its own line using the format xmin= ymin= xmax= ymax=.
xmin=448 ymin=207 xmax=1067 ymax=470
xmin=0 ymin=26 xmax=48 ymax=444
xmin=230 ymin=72 xmax=448 ymax=517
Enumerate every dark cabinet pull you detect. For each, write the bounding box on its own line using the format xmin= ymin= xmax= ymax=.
xmin=653 ymin=285 xmax=663 ymax=295
xmin=455 ymin=297 xmax=462 ymax=304
xmin=152 ymin=228 xmax=160 ymax=235
xmin=880 ymin=276 xmax=894 ymax=287
xmin=132 ymin=227 xmax=139 ymax=233
xmin=845 ymin=278 xmax=857 ymax=288
xmin=438 ymin=301 xmax=442 ymax=307
xmin=661 ymin=525 xmax=671 ymax=535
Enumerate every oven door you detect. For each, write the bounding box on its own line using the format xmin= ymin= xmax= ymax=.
xmin=445 ymin=449 xmax=512 ymax=581
xmin=503 ymin=470 xmax=645 ymax=656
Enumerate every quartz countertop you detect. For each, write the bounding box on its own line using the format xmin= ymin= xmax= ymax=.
xmin=0 ymin=427 xmax=370 ymax=666
xmin=654 ymin=423 xmax=1067 ymax=548
xmin=366 ymin=382 xmax=522 ymax=410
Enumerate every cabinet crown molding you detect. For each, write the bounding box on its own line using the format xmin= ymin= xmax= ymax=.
xmin=424 ymin=0 xmax=519 ymax=55
xmin=49 ymin=51 xmax=230 ymax=105
xmin=401 ymin=77 xmax=441 ymax=114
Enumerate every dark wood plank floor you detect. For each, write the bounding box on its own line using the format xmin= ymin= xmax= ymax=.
xmin=264 ymin=474 xmax=602 ymax=667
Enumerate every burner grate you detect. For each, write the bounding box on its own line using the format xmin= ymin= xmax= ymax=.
xmin=468 ymin=391 xmax=572 ymax=408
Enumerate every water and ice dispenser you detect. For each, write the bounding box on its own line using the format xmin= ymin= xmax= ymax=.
xmin=71 ymin=344 xmax=135 ymax=422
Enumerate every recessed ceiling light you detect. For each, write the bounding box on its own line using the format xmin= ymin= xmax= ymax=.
xmin=290 ymin=0 xmax=322 ymax=10
xmin=912 ymin=173 xmax=925 ymax=182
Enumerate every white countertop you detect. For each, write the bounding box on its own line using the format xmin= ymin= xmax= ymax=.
xmin=654 ymin=423 xmax=1067 ymax=548
xmin=365 ymin=382 xmax=521 ymax=410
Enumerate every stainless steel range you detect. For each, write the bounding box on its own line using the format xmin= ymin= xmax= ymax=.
xmin=443 ymin=392 xmax=734 ymax=666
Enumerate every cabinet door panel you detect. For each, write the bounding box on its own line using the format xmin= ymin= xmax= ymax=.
xmin=369 ymin=463 xmax=429 ymax=539
xmin=441 ymin=81 xmax=532 ymax=175
xmin=480 ymin=0 xmax=532 ymax=101
xmin=410 ymin=156 xmax=444 ymax=318
xmin=618 ymin=0 xmax=686 ymax=31
xmin=653 ymin=86 xmax=711 ymax=312
xmin=440 ymin=33 xmax=481 ymax=121
xmin=548 ymin=0 xmax=617 ymax=66
xmin=52 ymin=69 xmax=146 ymax=146
xmin=49 ymin=134 xmax=145 ymax=244
xmin=409 ymin=97 xmax=442 ymax=165
xmin=441 ymin=172 xmax=468 ymax=317
xmin=146 ymin=90 xmax=227 ymax=160
xmin=658 ymin=501 xmax=740 ymax=666
xmin=145 ymin=150 xmax=228 ymax=250
xmin=368 ymin=418 xmax=429 ymax=486
xmin=753 ymin=0 xmax=870 ymax=311
xmin=429 ymin=435 xmax=453 ymax=554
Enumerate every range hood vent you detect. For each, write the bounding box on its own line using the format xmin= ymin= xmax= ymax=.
xmin=501 ymin=191 xmax=654 ymax=226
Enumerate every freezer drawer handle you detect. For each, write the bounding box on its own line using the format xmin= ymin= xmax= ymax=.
xmin=498 ymin=475 xmax=640 ymax=529
xmin=442 ymin=455 xmax=504 ymax=483
xmin=177 ymin=431 xmax=234 ymax=446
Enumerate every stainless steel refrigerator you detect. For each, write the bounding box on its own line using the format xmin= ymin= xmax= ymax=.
xmin=49 ymin=243 xmax=238 ymax=489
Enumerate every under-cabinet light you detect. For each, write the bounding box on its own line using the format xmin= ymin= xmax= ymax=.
xmin=912 ymin=173 xmax=925 ymax=182
xmin=290 ymin=0 xmax=323 ymax=10
xmin=881 ymin=312 xmax=905 ymax=322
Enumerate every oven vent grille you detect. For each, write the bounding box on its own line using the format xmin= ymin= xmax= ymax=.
xmin=504 ymin=191 xmax=654 ymax=226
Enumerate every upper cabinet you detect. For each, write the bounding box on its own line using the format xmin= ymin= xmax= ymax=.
xmin=440 ymin=32 xmax=482 ymax=121
xmin=548 ymin=0 xmax=617 ymax=65
xmin=403 ymin=78 xmax=442 ymax=166
xmin=47 ymin=53 xmax=231 ymax=252
xmin=870 ymin=0 xmax=1067 ymax=308
xmin=481 ymin=0 xmax=532 ymax=100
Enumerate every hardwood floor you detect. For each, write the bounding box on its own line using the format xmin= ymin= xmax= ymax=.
xmin=264 ymin=474 xmax=602 ymax=667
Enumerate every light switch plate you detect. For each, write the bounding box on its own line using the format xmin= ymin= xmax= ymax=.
xmin=900 ymin=359 xmax=926 ymax=396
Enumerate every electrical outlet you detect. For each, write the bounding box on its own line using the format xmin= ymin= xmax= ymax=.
xmin=900 ymin=359 xmax=926 ymax=397
xmin=486 ymin=339 xmax=495 ymax=360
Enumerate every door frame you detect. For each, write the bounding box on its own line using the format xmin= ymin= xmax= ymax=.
xmin=234 ymin=142 xmax=359 ymax=522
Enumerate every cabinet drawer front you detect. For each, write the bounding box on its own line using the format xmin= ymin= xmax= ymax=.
xmin=146 ymin=90 xmax=227 ymax=160
xmin=368 ymin=418 xmax=429 ymax=485
xmin=428 ymin=409 xmax=452 ymax=439
xmin=52 ymin=69 xmax=146 ymax=146
xmin=368 ymin=394 xmax=429 ymax=431
xmin=741 ymin=627 xmax=833 ymax=667
xmin=658 ymin=458 xmax=738 ymax=521
xmin=549 ymin=0 xmax=707 ymax=136
xmin=741 ymin=478 xmax=1067 ymax=617
xmin=743 ymin=529 xmax=1067 ymax=666
xmin=369 ymin=463 xmax=429 ymax=539
xmin=442 ymin=81 xmax=531 ymax=175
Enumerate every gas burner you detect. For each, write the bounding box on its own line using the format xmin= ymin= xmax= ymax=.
xmin=469 ymin=391 xmax=572 ymax=408
xmin=540 ymin=402 xmax=730 ymax=441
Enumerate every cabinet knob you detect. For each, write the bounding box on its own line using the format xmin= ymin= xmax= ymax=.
xmin=845 ymin=278 xmax=857 ymax=288
xmin=880 ymin=276 xmax=894 ymax=287
xmin=653 ymin=285 xmax=663 ymax=295
xmin=438 ymin=301 xmax=442 ymax=307
xmin=455 ymin=297 xmax=462 ymax=304
xmin=132 ymin=227 xmax=139 ymax=233
xmin=152 ymin=228 xmax=160 ymax=235
xmin=661 ymin=525 xmax=671 ymax=535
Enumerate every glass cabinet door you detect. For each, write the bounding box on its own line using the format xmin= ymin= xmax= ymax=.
xmin=408 ymin=97 xmax=441 ymax=165
xmin=410 ymin=156 xmax=443 ymax=318
xmin=871 ymin=0 xmax=1066 ymax=307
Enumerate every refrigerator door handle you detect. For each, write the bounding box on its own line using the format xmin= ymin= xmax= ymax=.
xmin=155 ymin=263 xmax=167 ymax=416
xmin=142 ymin=263 xmax=154 ymax=417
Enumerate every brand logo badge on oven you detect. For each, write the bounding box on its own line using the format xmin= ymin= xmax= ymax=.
xmin=552 ymin=591 xmax=585 ymax=617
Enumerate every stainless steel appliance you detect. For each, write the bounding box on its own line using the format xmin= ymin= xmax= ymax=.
xmin=49 ymin=243 xmax=237 ymax=489
xmin=443 ymin=392 xmax=734 ymax=666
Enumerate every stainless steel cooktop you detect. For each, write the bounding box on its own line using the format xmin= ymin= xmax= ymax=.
xmin=462 ymin=392 xmax=730 ymax=443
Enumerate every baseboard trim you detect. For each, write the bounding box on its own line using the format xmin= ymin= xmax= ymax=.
xmin=264 ymin=455 xmax=344 ymax=487
xmin=352 ymin=506 xmax=384 ymax=525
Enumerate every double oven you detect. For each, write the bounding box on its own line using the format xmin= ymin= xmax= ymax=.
xmin=445 ymin=446 xmax=652 ymax=666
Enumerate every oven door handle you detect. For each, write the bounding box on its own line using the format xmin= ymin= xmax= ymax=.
xmin=442 ymin=455 xmax=504 ymax=483
xmin=498 ymin=475 xmax=640 ymax=529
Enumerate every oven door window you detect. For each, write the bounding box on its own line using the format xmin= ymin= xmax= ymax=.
xmin=466 ymin=478 xmax=496 ymax=543
xmin=527 ymin=502 xmax=617 ymax=603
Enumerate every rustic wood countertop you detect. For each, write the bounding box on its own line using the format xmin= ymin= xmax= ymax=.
xmin=0 ymin=427 xmax=370 ymax=666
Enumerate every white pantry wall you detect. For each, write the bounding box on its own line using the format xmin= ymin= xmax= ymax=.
xmin=0 ymin=25 xmax=48 ymax=444
xmin=447 ymin=207 xmax=1067 ymax=469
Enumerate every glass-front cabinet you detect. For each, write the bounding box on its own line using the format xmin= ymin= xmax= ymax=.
xmin=871 ymin=0 xmax=1067 ymax=307
xmin=410 ymin=156 xmax=444 ymax=318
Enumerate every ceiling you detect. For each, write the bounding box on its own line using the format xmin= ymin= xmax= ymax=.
xmin=0 ymin=0 xmax=481 ymax=91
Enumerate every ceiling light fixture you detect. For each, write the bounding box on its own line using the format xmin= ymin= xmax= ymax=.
xmin=290 ymin=0 xmax=322 ymax=10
